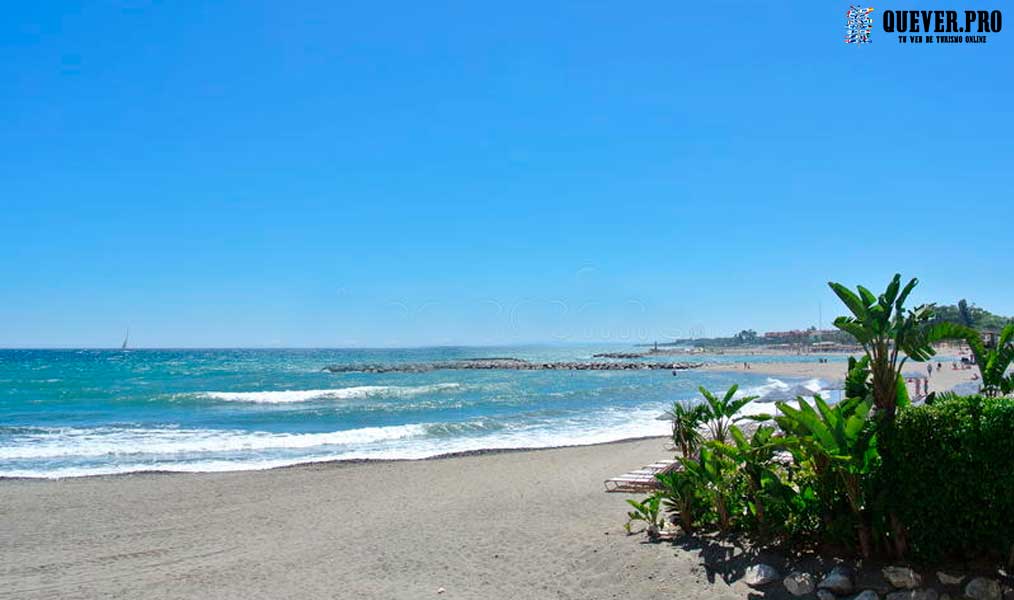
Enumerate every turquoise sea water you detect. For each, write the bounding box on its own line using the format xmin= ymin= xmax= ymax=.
xmin=0 ymin=346 xmax=836 ymax=478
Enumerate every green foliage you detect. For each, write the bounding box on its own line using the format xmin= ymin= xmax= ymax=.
xmin=631 ymin=274 xmax=1009 ymax=564
xmin=625 ymin=494 xmax=663 ymax=538
xmin=827 ymin=274 xmax=937 ymax=419
xmin=880 ymin=395 xmax=1014 ymax=561
xmin=930 ymin=322 xmax=1014 ymax=397
xmin=712 ymin=425 xmax=794 ymax=534
xmin=932 ymin=300 xmax=1013 ymax=331
xmin=775 ymin=395 xmax=879 ymax=556
xmin=663 ymin=400 xmax=708 ymax=458
xmin=655 ymin=469 xmax=698 ymax=533
xmin=698 ymin=384 xmax=758 ymax=444
xmin=734 ymin=329 xmax=758 ymax=342
xmin=680 ymin=446 xmax=736 ymax=533
xmin=845 ymin=355 xmax=872 ymax=400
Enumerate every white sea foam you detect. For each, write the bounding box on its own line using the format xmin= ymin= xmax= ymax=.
xmin=200 ymin=383 xmax=462 ymax=404
xmin=0 ymin=423 xmax=427 ymax=461
xmin=0 ymin=404 xmax=670 ymax=479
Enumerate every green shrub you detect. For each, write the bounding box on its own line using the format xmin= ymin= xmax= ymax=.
xmin=880 ymin=395 xmax=1014 ymax=561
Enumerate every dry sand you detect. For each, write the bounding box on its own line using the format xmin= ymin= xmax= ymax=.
xmin=0 ymin=438 xmax=785 ymax=600
xmin=703 ymin=358 xmax=980 ymax=395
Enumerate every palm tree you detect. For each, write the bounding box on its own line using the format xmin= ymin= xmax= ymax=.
xmin=663 ymin=400 xmax=709 ymax=457
xmin=697 ymin=384 xmax=758 ymax=443
xmin=827 ymin=274 xmax=937 ymax=421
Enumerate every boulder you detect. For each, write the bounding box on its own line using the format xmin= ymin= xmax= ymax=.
xmin=936 ymin=572 xmax=963 ymax=586
xmin=819 ymin=566 xmax=855 ymax=595
xmin=883 ymin=567 xmax=922 ymax=589
xmin=853 ymin=591 xmax=881 ymax=600
xmin=743 ymin=564 xmax=781 ymax=588
xmin=785 ymin=571 xmax=817 ymax=596
xmin=885 ymin=590 xmax=938 ymax=600
xmin=818 ymin=590 xmax=836 ymax=600
xmin=965 ymin=577 xmax=1002 ymax=600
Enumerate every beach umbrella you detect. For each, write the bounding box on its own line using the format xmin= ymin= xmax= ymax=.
xmin=758 ymin=384 xmax=817 ymax=403
xmin=951 ymin=382 xmax=980 ymax=396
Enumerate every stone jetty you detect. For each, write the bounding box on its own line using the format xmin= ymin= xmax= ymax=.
xmin=323 ymin=357 xmax=704 ymax=374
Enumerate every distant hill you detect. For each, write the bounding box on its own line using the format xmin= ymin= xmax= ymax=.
xmin=647 ymin=299 xmax=1011 ymax=348
xmin=931 ymin=299 xmax=1013 ymax=331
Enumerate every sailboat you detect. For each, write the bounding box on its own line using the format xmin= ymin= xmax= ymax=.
xmin=121 ymin=328 xmax=129 ymax=351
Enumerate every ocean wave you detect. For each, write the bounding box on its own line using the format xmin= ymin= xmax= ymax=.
xmin=0 ymin=404 xmax=671 ymax=478
xmin=0 ymin=423 xmax=428 ymax=461
xmin=198 ymin=383 xmax=462 ymax=404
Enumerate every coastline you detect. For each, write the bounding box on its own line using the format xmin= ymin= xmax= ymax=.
xmin=2 ymin=435 xmax=763 ymax=600
xmin=0 ymin=434 xmax=669 ymax=483
xmin=1 ymin=358 xmax=987 ymax=598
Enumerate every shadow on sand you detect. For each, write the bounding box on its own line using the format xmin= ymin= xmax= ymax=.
xmin=666 ymin=534 xmax=860 ymax=600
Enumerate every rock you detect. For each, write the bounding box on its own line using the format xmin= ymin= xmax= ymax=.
xmin=965 ymin=577 xmax=1003 ymax=600
xmin=939 ymin=594 xmax=951 ymax=600
xmin=885 ymin=590 xmax=938 ymax=600
xmin=937 ymin=572 xmax=963 ymax=586
xmin=818 ymin=590 xmax=836 ymax=600
xmin=883 ymin=567 xmax=922 ymax=589
xmin=785 ymin=571 xmax=817 ymax=596
xmin=853 ymin=591 xmax=881 ymax=600
xmin=744 ymin=564 xmax=781 ymax=588
xmin=819 ymin=566 xmax=855 ymax=595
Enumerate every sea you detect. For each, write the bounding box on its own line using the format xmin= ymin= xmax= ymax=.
xmin=0 ymin=346 xmax=837 ymax=478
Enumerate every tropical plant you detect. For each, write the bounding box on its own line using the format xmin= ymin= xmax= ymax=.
xmin=844 ymin=355 xmax=872 ymax=400
xmin=774 ymin=395 xmax=878 ymax=557
xmin=663 ymin=400 xmax=709 ymax=457
xmin=698 ymin=384 xmax=758 ymax=443
xmin=713 ymin=425 xmax=792 ymax=534
xmin=930 ymin=322 xmax=1014 ymax=397
xmin=625 ymin=495 xmax=663 ymax=539
xmin=655 ymin=469 xmax=698 ymax=533
xmin=828 ymin=274 xmax=937 ymax=420
xmin=680 ymin=446 xmax=735 ymax=533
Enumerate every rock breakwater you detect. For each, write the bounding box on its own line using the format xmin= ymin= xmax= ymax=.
xmin=324 ymin=358 xmax=705 ymax=374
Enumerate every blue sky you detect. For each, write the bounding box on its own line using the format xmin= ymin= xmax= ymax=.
xmin=2 ymin=1 xmax=1012 ymax=347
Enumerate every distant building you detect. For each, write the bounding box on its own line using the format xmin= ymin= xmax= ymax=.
xmin=764 ymin=329 xmax=838 ymax=340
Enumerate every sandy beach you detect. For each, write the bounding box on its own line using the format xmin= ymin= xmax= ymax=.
xmin=1 ymin=437 xmax=788 ymax=600
xmin=703 ymin=356 xmax=980 ymax=396
xmin=0 ymin=356 xmax=985 ymax=600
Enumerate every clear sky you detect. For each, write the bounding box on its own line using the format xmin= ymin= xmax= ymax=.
xmin=2 ymin=1 xmax=1012 ymax=348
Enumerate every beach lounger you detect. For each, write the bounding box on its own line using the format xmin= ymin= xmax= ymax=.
xmin=603 ymin=459 xmax=680 ymax=493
